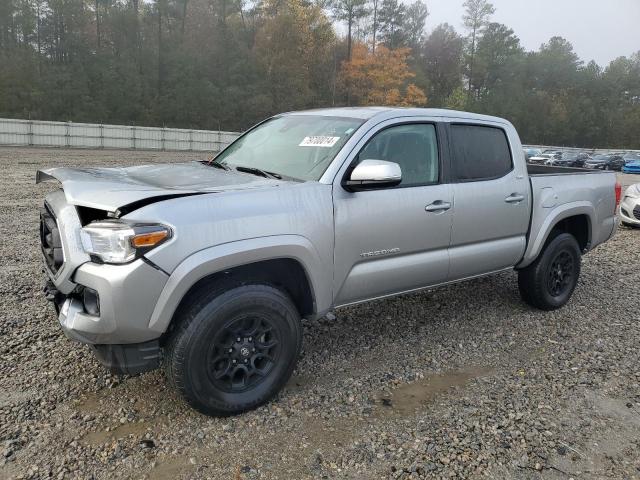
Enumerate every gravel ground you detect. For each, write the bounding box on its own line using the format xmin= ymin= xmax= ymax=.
xmin=1 ymin=146 xmax=639 ymax=480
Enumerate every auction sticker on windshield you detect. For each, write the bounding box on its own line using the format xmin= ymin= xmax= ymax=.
xmin=299 ymin=136 xmax=341 ymax=147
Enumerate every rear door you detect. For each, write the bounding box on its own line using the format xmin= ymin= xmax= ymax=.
xmin=447 ymin=123 xmax=530 ymax=280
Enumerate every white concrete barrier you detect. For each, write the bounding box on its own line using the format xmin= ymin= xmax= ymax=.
xmin=523 ymin=144 xmax=640 ymax=155
xmin=0 ymin=118 xmax=240 ymax=152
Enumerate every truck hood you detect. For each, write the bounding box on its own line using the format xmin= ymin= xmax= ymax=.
xmin=37 ymin=161 xmax=285 ymax=213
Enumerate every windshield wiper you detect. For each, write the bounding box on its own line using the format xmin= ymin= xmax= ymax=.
xmin=201 ymin=159 xmax=230 ymax=170
xmin=235 ymin=166 xmax=282 ymax=179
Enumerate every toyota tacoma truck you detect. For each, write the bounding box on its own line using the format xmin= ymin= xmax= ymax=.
xmin=37 ymin=108 xmax=621 ymax=416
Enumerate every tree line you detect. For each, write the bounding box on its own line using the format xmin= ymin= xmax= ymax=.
xmin=1 ymin=0 xmax=638 ymax=148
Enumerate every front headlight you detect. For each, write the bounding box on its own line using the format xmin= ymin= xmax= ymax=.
xmin=80 ymin=221 xmax=171 ymax=264
xmin=625 ymin=184 xmax=640 ymax=198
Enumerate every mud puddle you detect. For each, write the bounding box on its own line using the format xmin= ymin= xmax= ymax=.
xmin=81 ymin=421 xmax=153 ymax=446
xmin=377 ymin=367 xmax=494 ymax=416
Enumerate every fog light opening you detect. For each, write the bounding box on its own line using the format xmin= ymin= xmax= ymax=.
xmin=82 ymin=287 xmax=100 ymax=316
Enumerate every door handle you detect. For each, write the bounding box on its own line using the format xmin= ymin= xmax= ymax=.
xmin=505 ymin=193 xmax=525 ymax=204
xmin=425 ymin=201 xmax=452 ymax=213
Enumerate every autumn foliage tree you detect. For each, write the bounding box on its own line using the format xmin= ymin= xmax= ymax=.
xmin=1 ymin=0 xmax=639 ymax=148
xmin=255 ymin=0 xmax=335 ymax=112
xmin=339 ymin=43 xmax=427 ymax=107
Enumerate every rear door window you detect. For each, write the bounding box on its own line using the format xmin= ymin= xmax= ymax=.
xmin=450 ymin=125 xmax=513 ymax=182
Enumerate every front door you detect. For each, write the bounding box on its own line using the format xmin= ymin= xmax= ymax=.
xmin=333 ymin=121 xmax=453 ymax=306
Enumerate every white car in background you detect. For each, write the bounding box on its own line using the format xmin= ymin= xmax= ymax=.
xmin=620 ymin=183 xmax=640 ymax=227
xmin=528 ymin=150 xmax=562 ymax=165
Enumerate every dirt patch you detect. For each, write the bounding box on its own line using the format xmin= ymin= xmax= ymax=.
xmin=544 ymin=392 xmax=640 ymax=478
xmin=82 ymin=421 xmax=153 ymax=446
xmin=376 ymin=367 xmax=494 ymax=416
xmin=146 ymin=457 xmax=197 ymax=480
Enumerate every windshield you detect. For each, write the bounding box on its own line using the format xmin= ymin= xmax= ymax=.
xmin=592 ymin=154 xmax=609 ymax=161
xmin=214 ymin=115 xmax=365 ymax=181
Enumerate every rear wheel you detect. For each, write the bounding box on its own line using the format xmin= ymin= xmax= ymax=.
xmin=518 ymin=233 xmax=581 ymax=311
xmin=165 ymin=284 xmax=302 ymax=416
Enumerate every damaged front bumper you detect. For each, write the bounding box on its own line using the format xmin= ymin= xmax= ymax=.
xmin=41 ymin=190 xmax=169 ymax=374
xmin=44 ymin=262 xmax=167 ymax=375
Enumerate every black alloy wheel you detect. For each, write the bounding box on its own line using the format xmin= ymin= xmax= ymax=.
xmin=547 ymin=251 xmax=574 ymax=297
xmin=165 ymin=283 xmax=302 ymax=416
xmin=518 ymin=233 xmax=581 ymax=310
xmin=207 ymin=315 xmax=281 ymax=393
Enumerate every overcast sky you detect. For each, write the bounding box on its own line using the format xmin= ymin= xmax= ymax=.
xmin=426 ymin=0 xmax=640 ymax=67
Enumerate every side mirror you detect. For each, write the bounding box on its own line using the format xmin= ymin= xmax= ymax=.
xmin=344 ymin=160 xmax=402 ymax=191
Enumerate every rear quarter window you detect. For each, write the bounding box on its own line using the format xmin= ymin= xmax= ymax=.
xmin=450 ymin=124 xmax=513 ymax=182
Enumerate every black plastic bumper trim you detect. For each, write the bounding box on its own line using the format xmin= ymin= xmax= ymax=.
xmin=90 ymin=339 xmax=161 ymax=375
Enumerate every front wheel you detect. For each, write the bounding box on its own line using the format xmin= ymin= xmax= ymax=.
xmin=165 ymin=284 xmax=302 ymax=416
xmin=518 ymin=233 xmax=581 ymax=311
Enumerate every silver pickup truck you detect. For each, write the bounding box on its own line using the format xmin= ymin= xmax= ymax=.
xmin=37 ymin=108 xmax=621 ymax=416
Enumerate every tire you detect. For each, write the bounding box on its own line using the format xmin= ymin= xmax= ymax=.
xmin=518 ymin=233 xmax=581 ymax=311
xmin=165 ymin=283 xmax=302 ymax=416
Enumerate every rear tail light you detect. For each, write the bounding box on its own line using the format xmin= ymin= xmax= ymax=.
xmin=615 ymin=182 xmax=622 ymax=213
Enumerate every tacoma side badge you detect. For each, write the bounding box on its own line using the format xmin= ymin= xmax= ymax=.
xmin=360 ymin=248 xmax=400 ymax=258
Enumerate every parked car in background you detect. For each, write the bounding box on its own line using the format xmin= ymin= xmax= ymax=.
xmin=547 ymin=152 xmax=591 ymax=168
xmin=584 ymin=154 xmax=625 ymax=171
xmin=623 ymin=159 xmax=640 ymax=174
xmin=623 ymin=152 xmax=640 ymax=165
xmin=620 ymin=183 xmax=640 ymax=227
xmin=528 ymin=150 xmax=561 ymax=165
xmin=524 ymin=148 xmax=543 ymax=161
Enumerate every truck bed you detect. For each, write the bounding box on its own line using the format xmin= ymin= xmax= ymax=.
xmin=518 ymin=165 xmax=617 ymax=268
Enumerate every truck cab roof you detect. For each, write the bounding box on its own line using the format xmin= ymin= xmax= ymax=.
xmin=284 ymin=107 xmax=511 ymax=125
